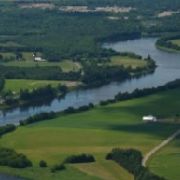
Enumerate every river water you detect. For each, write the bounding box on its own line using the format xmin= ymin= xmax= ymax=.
xmin=0 ymin=38 xmax=180 ymax=125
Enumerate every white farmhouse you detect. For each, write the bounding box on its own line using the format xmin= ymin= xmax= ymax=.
xmin=34 ymin=56 xmax=46 ymax=62
xmin=142 ymin=115 xmax=157 ymax=122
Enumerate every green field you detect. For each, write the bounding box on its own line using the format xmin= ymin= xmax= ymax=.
xmin=4 ymin=79 xmax=81 ymax=93
xmin=109 ymin=56 xmax=147 ymax=69
xmin=5 ymin=59 xmax=81 ymax=73
xmin=171 ymin=39 xmax=180 ymax=47
xmin=0 ymin=88 xmax=179 ymax=179
xmin=0 ymin=52 xmax=81 ymax=72
xmin=149 ymin=136 xmax=180 ymax=180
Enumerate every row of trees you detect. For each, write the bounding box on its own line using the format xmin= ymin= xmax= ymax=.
xmin=99 ymin=79 xmax=180 ymax=106
xmin=0 ymin=66 xmax=81 ymax=81
xmin=19 ymin=103 xmax=94 ymax=126
xmin=20 ymin=112 xmax=56 ymax=126
xmin=106 ymin=148 xmax=166 ymax=180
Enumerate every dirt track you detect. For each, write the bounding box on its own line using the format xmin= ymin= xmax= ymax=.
xmin=142 ymin=129 xmax=180 ymax=167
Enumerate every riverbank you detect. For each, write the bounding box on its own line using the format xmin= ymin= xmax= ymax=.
xmin=155 ymin=35 xmax=180 ymax=53
xmin=156 ymin=44 xmax=180 ymax=53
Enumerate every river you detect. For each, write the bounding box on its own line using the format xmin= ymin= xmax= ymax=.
xmin=0 ymin=38 xmax=180 ymax=125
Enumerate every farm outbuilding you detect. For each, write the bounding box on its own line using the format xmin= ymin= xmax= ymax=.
xmin=143 ymin=115 xmax=157 ymax=122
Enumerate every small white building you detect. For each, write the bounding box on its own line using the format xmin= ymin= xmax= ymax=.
xmin=34 ymin=56 xmax=46 ymax=62
xmin=143 ymin=115 xmax=157 ymax=122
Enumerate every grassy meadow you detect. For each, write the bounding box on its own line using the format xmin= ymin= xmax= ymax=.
xmin=0 ymin=88 xmax=179 ymax=179
xmin=4 ymin=79 xmax=81 ymax=93
xmin=149 ymin=136 xmax=180 ymax=180
xmin=109 ymin=56 xmax=147 ymax=69
xmin=171 ymin=39 xmax=180 ymax=47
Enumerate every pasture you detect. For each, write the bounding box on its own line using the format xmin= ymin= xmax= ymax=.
xmin=109 ymin=56 xmax=147 ymax=69
xmin=0 ymin=88 xmax=179 ymax=179
xmin=4 ymin=79 xmax=81 ymax=93
xmin=149 ymin=136 xmax=180 ymax=180
xmin=171 ymin=39 xmax=180 ymax=47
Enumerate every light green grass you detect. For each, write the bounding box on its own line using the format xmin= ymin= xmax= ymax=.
xmin=4 ymin=79 xmax=81 ymax=93
xmin=109 ymin=56 xmax=147 ymax=69
xmin=0 ymin=165 xmax=100 ymax=180
xmin=74 ymin=160 xmax=133 ymax=180
xmin=148 ymin=136 xmax=180 ymax=180
xmin=171 ymin=39 xmax=180 ymax=47
xmin=0 ymin=88 xmax=180 ymax=179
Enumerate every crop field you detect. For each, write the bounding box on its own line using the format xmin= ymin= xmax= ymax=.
xmin=0 ymin=88 xmax=179 ymax=179
xmin=149 ymin=136 xmax=180 ymax=180
xmin=4 ymin=79 xmax=81 ymax=93
xmin=109 ymin=56 xmax=147 ymax=69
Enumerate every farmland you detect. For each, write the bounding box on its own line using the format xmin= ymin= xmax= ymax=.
xmin=0 ymin=87 xmax=179 ymax=179
xmin=0 ymin=1 xmax=179 ymax=179
xmin=109 ymin=55 xmax=147 ymax=69
xmin=4 ymin=79 xmax=81 ymax=93
xmin=0 ymin=52 xmax=81 ymax=72
xmin=149 ymin=136 xmax=180 ymax=180
xmin=171 ymin=39 xmax=180 ymax=47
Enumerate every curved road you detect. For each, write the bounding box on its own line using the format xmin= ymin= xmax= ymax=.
xmin=142 ymin=129 xmax=180 ymax=167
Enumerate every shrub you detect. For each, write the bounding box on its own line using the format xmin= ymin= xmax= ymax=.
xmin=63 ymin=154 xmax=95 ymax=164
xmin=51 ymin=163 xmax=65 ymax=173
xmin=39 ymin=160 xmax=47 ymax=168
xmin=0 ymin=148 xmax=32 ymax=168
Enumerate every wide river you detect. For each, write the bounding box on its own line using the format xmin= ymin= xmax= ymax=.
xmin=0 ymin=38 xmax=180 ymax=125
xmin=0 ymin=38 xmax=180 ymax=179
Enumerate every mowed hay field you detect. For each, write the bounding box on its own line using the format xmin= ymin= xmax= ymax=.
xmin=0 ymin=88 xmax=180 ymax=179
xmin=109 ymin=56 xmax=147 ymax=69
xmin=149 ymin=136 xmax=180 ymax=180
xmin=4 ymin=79 xmax=81 ymax=93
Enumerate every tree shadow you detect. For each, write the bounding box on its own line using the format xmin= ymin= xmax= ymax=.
xmin=107 ymin=122 xmax=180 ymax=139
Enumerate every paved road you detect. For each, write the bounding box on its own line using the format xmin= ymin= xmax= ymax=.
xmin=142 ymin=129 xmax=180 ymax=167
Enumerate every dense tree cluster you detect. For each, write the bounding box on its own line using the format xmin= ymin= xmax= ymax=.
xmin=63 ymin=154 xmax=95 ymax=164
xmin=51 ymin=163 xmax=66 ymax=173
xmin=0 ymin=148 xmax=32 ymax=168
xmin=20 ymin=85 xmax=56 ymax=101
xmin=82 ymin=65 xmax=130 ymax=87
xmin=63 ymin=103 xmax=94 ymax=114
xmin=106 ymin=148 xmax=166 ymax=180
